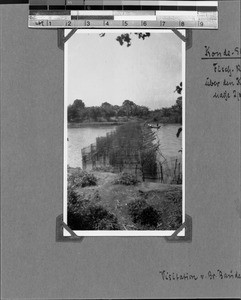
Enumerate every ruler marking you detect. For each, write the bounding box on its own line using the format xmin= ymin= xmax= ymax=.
xmin=29 ymin=5 xmax=48 ymax=10
xmin=31 ymin=15 xmax=71 ymax=20
xmin=49 ymin=5 xmax=66 ymax=10
xmin=29 ymin=1 xmax=218 ymax=29
xmin=103 ymin=6 xmax=123 ymax=10
xmin=76 ymin=10 xmax=112 ymax=15
xmin=77 ymin=15 xmax=114 ymax=19
xmin=30 ymin=10 xmax=71 ymax=15
xmin=115 ymin=15 xmax=156 ymax=20
xmin=114 ymin=10 xmax=155 ymax=16
xmin=67 ymin=6 xmax=86 ymax=10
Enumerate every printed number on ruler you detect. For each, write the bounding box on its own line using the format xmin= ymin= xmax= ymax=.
xmin=66 ymin=21 xmax=72 ymax=26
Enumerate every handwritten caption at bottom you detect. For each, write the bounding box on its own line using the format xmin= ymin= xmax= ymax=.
xmin=159 ymin=269 xmax=241 ymax=281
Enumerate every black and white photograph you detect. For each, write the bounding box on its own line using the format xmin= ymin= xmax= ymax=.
xmin=2 ymin=2 xmax=241 ymax=299
xmin=64 ymin=30 xmax=185 ymax=235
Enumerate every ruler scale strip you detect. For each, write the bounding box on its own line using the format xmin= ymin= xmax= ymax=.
xmin=30 ymin=5 xmax=218 ymax=10
xmin=29 ymin=0 xmax=218 ymax=29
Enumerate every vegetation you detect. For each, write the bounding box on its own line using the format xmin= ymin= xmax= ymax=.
xmin=114 ymin=172 xmax=139 ymax=186
xmin=127 ymin=187 xmax=182 ymax=230
xmin=68 ymin=203 xmax=120 ymax=230
xmin=67 ymin=98 xmax=182 ymax=124
xmin=150 ymin=96 xmax=182 ymax=123
xmin=67 ymin=168 xmax=182 ymax=231
xmin=163 ymin=189 xmax=182 ymax=229
xmin=127 ymin=199 xmax=160 ymax=227
xmin=141 ymin=189 xmax=182 ymax=230
xmin=127 ymin=199 xmax=149 ymax=222
xmin=139 ymin=206 xmax=159 ymax=227
xmin=67 ymin=187 xmax=79 ymax=205
xmin=68 ymin=99 xmax=149 ymax=123
xmin=68 ymin=169 xmax=97 ymax=188
xmin=99 ymin=32 xmax=151 ymax=47
xmin=67 ymin=186 xmax=120 ymax=230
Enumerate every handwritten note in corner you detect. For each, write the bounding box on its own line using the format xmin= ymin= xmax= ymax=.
xmin=159 ymin=269 xmax=241 ymax=282
xmin=202 ymin=46 xmax=241 ymax=102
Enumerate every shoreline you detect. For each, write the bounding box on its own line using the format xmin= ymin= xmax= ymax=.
xmin=68 ymin=121 xmax=182 ymax=128
xmin=68 ymin=122 xmax=125 ymax=128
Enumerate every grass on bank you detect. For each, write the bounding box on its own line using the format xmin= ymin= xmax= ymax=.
xmin=67 ymin=168 xmax=182 ymax=231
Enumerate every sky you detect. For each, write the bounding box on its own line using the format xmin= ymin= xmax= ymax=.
xmin=66 ymin=30 xmax=183 ymax=110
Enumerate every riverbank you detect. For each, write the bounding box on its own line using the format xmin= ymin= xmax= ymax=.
xmin=68 ymin=122 xmax=125 ymax=128
xmin=67 ymin=167 xmax=182 ymax=231
xmin=68 ymin=120 xmax=181 ymax=128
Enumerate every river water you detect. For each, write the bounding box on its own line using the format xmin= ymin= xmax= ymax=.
xmin=67 ymin=124 xmax=182 ymax=168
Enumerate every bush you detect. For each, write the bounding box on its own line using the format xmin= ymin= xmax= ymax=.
xmin=80 ymin=172 xmax=97 ymax=187
xmin=139 ymin=206 xmax=159 ymax=227
xmin=128 ymin=199 xmax=160 ymax=227
xmin=164 ymin=202 xmax=182 ymax=230
xmin=67 ymin=187 xmax=87 ymax=215
xmin=114 ymin=172 xmax=138 ymax=185
xmin=68 ymin=188 xmax=79 ymax=205
xmin=68 ymin=203 xmax=120 ymax=230
xmin=68 ymin=170 xmax=97 ymax=188
xmin=164 ymin=189 xmax=182 ymax=204
xmin=127 ymin=199 xmax=149 ymax=223
xmin=96 ymin=216 xmax=120 ymax=230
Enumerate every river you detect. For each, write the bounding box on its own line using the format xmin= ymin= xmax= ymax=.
xmin=154 ymin=124 xmax=182 ymax=158
xmin=67 ymin=124 xmax=182 ymax=168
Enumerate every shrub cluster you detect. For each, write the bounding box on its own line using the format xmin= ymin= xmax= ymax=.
xmin=68 ymin=188 xmax=79 ymax=205
xmin=114 ymin=172 xmax=138 ymax=186
xmin=127 ymin=199 xmax=148 ymax=222
xmin=127 ymin=199 xmax=160 ymax=227
xmin=163 ymin=202 xmax=182 ymax=230
xmin=67 ymin=187 xmax=120 ymax=230
xmin=68 ymin=170 xmax=97 ymax=188
xmin=139 ymin=206 xmax=159 ymax=227
xmin=68 ymin=204 xmax=120 ymax=230
xmin=164 ymin=189 xmax=182 ymax=204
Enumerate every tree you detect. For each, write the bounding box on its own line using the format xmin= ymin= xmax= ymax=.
xmin=100 ymin=32 xmax=151 ymax=47
xmin=101 ymin=102 xmax=115 ymax=119
xmin=136 ymin=105 xmax=149 ymax=117
xmin=68 ymin=104 xmax=79 ymax=122
xmin=122 ymin=100 xmax=137 ymax=116
xmin=174 ymin=82 xmax=182 ymax=137
xmin=88 ymin=107 xmax=99 ymax=121
xmin=176 ymin=96 xmax=182 ymax=109
xmin=73 ymin=99 xmax=85 ymax=109
xmin=162 ymin=107 xmax=171 ymax=117
xmin=68 ymin=99 xmax=86 ymax=122
xmin=174 ymin=82 xmax=182 ymax=94
xmin=101 ymin=102 xmax=112 ymax=109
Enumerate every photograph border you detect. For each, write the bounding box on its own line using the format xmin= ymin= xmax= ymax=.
xmin=63 ymin=29 xmax=186 ymax=236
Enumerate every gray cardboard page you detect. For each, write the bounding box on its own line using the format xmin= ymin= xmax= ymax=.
xmin=0 ymin=1 xmax=240 ymax=299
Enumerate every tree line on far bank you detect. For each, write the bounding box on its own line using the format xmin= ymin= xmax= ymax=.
xmin=68 ymin=84 xmax=182 ymax=124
